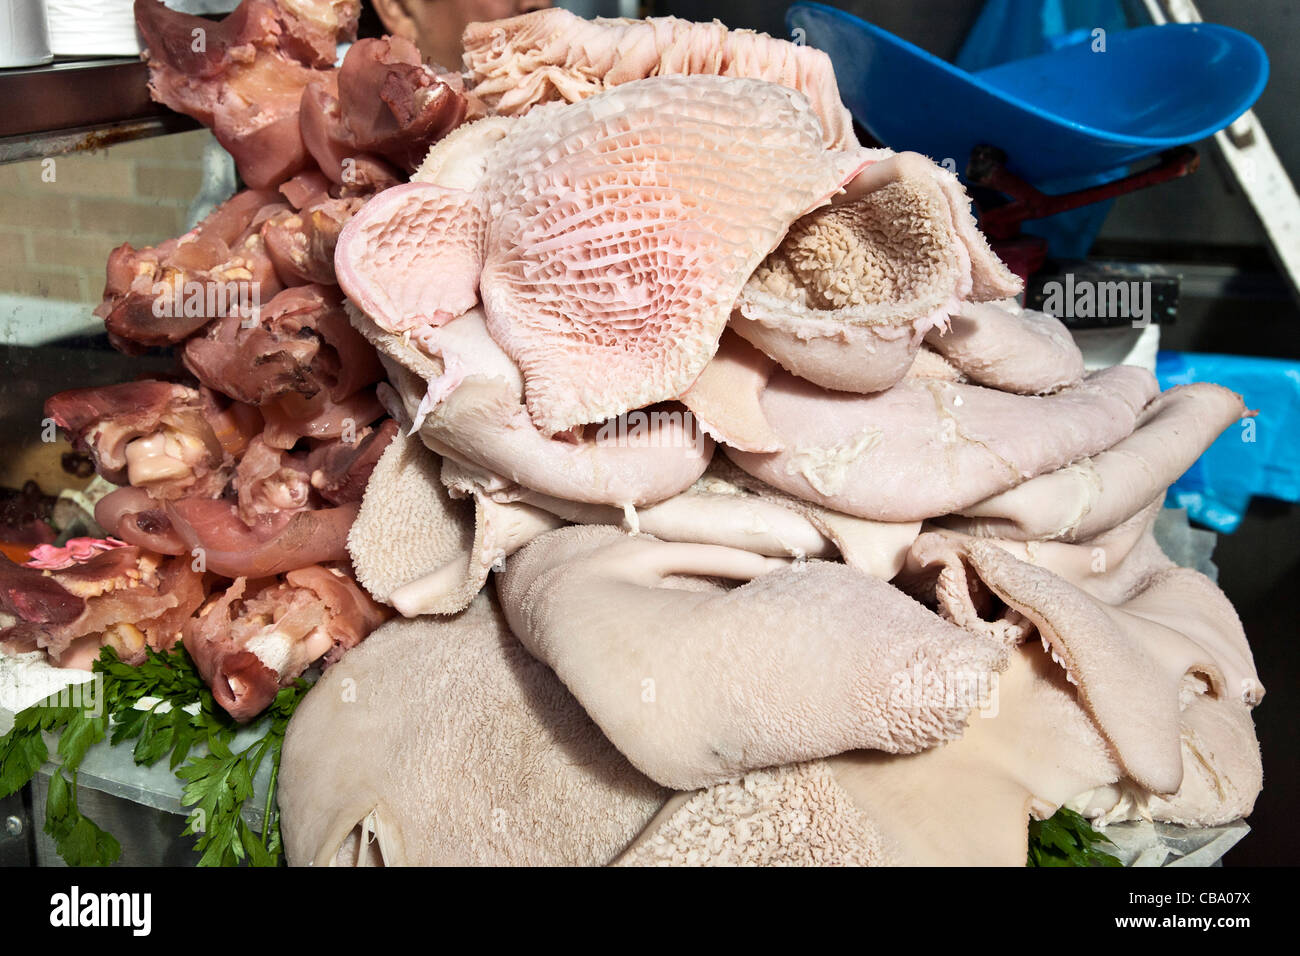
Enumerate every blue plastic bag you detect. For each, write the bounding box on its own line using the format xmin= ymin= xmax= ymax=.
xmin=1156 ymin=350 xmax=1300 ymax=533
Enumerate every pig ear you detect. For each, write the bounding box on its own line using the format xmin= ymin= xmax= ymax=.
xmin=335 ymin=182 xmax=484 ymax=334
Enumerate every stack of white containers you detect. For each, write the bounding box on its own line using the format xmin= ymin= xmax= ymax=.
xmin=42 ymin=0 xmax=239 ymax=57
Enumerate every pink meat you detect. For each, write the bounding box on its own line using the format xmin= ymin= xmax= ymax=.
xmin=304 ymin=418 xmax=398 ymax=505
xmin=235 ymin=436 xmax=314 ymax=525
xmin=298 ymin=76 xmax=356 ymax=183
xmin=201 ymin=388 xmax=265 ymax=460
xmin=259 ymin=387 xmax=384 ymax=449
xmin=166 ymin=497 xmax=358 ymax=577
xmin=338 ymin=37 xmax=466 ymax=171
xmin=283 ymin=564 xmax=390 ymax=662
xmin=97 ymin=189 xmax=283 ymax=348
xmin=2 ymin=548 xmax=205 ymax=667
xmin=134 ymin=0 xmax=359 ymax=188
xmin=273 ymin=0 xmax=361 ymax=67
xmin=96 ymin=487 xmax=187 ymax=555
xmin=335 ymin=155 xmax=403 ymax=196
xmin=298 ymin=44 xmax=461 ymax=187
xmin=182 ymin=579 xmax=281 ymax=721
xmin=279 ymin=169 xmax=334 ymax=210
xmin=134 ymin=0 xmax=355 ymax=74
xmin=463 ymin=9 xmax=858 ymax=151
xmin=336 ymin=75 xmax=873 ymax=436
xmin=96 ymin=405 xmax=381 ymax=554
xmin=183 ymin=284 xmax=383 ymax=407
xmin=184 ymin=564 xmax=388 ymax=721
xmin=46 ymin=381 xmax=226 ymax=495
xmin=725 ymin=365 xmax=1160 ymax=522
xmin=135 ymin=1 xmax=314 ymax=188
xmin=185 ymin=317 xmax=317 ymax=408
xmin=261 ymin=197 xmax=364 ymax=286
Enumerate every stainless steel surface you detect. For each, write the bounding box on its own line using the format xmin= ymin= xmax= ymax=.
xmin=1 ymin=59 xmax=158 ymax=137
xmin=0 ymin=790 xmax=34 ymax=866
xmin=0 ymin=57 xmax=199 ymax=165
xmin=30 ymin=772 xmax=205 ymax=867
xmin=0 ymin=115 xmax=201 ymax=166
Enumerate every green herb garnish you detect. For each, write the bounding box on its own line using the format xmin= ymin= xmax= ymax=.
xmin=45 ymin=767 xmax=121 ymax=866
xmin=1027 ymin=807 xmax=1123 ymax=867
xmin=0 ymin=645 xmax=310 ymax=866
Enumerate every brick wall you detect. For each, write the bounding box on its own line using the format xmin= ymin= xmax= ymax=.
xmin=0 ymin=130 xmax=211 ymax=305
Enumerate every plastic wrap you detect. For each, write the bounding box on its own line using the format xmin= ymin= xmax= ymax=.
xmin=1157 ymin=350 xmax=1300 ymax=532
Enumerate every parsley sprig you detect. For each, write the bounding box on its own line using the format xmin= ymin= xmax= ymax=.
xmin=177 ymin=685 xmax=303 ymax=867
xmin=1027 ymin=807 xmax=1123 ymax=867
xmin=1 ymin=686 xmax=118 ymax=866
xmin=0 ymin=646 xmax=310 ymax=866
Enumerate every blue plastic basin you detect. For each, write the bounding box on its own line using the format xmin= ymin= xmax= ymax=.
xmin=787 ymin=1 xmax=1268 ymax=182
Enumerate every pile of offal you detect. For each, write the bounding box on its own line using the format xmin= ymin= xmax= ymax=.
xmin=0 ymin=2 xmax=1264 ymax=867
